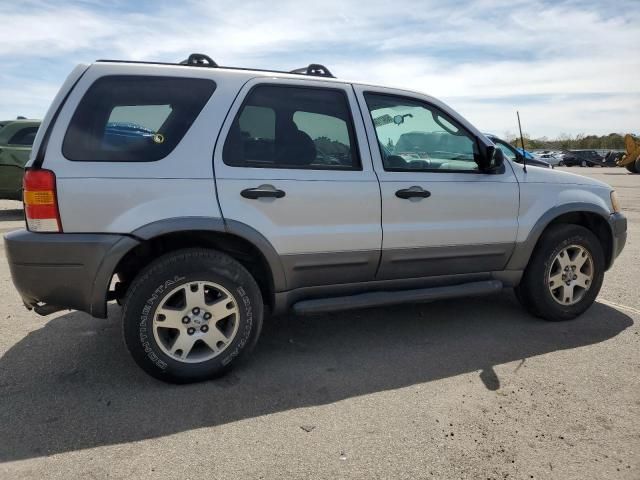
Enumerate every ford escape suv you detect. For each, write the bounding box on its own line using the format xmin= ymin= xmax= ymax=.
xmin=4 ymin=54 xmax=627 ymax=383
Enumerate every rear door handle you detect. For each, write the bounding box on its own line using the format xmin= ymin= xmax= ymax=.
xmin=241 ymin=185 xmax=286 ymax=199
xmin=395 ymin=187 xmax=431 ymax=199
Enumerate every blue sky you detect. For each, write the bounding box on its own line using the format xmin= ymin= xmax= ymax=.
xmin=1 ymin=0 xmax=638 ymax=138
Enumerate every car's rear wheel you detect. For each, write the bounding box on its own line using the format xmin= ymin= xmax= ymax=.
xmin=515 ymin=224 xmax=604 ymax=321
xmin=122 ymin=248 xmax=263 ymax=383
xmin=580 ymin=160 xmax=587 ymax=167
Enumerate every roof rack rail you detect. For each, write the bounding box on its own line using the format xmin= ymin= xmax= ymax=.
xmin=290 ymin=64 xmax=335 ymax=78
xmin=179 ymin=53 xmax=218 ymax=68
xmin=96 ymin=55 xmax=336 ymax=78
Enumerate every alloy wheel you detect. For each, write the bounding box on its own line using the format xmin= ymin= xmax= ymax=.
xmin=547 ymin=244 xmax=594 ymax=305
xmin=152 ymin=281 xmax=240 ymax=363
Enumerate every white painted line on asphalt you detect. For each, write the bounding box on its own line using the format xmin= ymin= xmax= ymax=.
xmin=599 ymin=298 xmax=640 ymax=316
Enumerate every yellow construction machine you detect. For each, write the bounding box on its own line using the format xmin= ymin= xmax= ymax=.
xmin=618 ymin=134 xmax=640 ymax=173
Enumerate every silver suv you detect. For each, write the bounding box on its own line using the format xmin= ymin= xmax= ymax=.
xmin=4 ymin=54 xmax=627 ymax=383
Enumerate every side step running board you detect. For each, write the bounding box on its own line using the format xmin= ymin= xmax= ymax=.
xmin=292 ymin=280 xmax=503 ymax=315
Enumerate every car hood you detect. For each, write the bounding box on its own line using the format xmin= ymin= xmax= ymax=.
xmin=513 ymin=162 xmax=611 ymax=189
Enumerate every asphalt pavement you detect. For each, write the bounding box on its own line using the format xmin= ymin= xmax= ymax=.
xmin=0 ymin=167 xmax=638 ymax=479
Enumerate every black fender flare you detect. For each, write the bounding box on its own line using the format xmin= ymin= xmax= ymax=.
xmin=128 ymin=217 xmax=287 ymax=291
xmin=506 ymin=202 xmax=613 ymax=271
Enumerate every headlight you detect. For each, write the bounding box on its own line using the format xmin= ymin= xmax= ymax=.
xmin=610 ymin=191 xmax=621 ymax=213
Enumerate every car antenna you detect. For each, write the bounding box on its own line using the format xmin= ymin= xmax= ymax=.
xmin=517 ymin=111 xmax=527 ymax=173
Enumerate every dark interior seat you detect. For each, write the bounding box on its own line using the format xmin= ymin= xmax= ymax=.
xmin=275 ymin=120 xmax=316 ymax=166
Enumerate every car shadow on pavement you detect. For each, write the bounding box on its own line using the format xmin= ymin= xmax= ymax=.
xmin=0 ymin=293 xmax=632 ymax=462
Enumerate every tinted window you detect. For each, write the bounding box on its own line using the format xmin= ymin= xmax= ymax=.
xmin=223 ymin=85 xmax=360 ymax=170
xmin=63 ymin=76 xmax=215 ymax=162
xmin=8 ymin=126 xmax=38 ymax=146
xmin=365 ymin=93 xmax=479 ymax=172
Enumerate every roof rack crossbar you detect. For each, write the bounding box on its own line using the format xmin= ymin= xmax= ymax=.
xmin=179 ymin=53 xmax=218 ymax=68
xmin=290 ymin=63 xmax=335 ymax=78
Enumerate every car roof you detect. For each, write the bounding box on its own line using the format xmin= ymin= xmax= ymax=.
xmin=0 ymin=119 xmax=38 ymax=125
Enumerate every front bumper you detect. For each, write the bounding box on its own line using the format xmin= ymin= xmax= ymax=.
xmin=4 ymin=229 xmax=138 ymax=318
xmin=608 ymin=212 xmax=627 ymax=267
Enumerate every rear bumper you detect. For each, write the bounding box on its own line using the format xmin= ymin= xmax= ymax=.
xmin=609 ymin=212 xmax=627 ymax=267
xmin=4 ymin=229 xmax=138 ymax=318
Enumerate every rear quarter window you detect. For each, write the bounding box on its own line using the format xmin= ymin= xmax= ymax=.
xmin=63 ymin=75 xmax=216 ymax=162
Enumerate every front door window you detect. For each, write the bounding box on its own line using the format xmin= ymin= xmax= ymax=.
xmin=364 ymin=93 xmax=480 ymax=172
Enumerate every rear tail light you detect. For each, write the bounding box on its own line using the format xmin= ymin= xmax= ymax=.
xmin=23 ymin=169 xmax=62 ymax=232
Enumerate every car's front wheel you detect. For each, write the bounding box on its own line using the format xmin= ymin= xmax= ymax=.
xmin=515 ymin=224 xmax=604 ymax=321
xmin=122 ymin=248 xmax=263 ymax=383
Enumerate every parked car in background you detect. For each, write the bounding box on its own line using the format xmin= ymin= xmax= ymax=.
xmin=602 ymin=150 xmax=625 ymax=167
xmin=536 ymin=152 xmax=564 ymax=166
xmin=563 ymin=149 xmax=604 ymax=167
xmin=0 ymin=117 xmax=30 ymax=130
xmin=486 ymin=135 xmax=553 ymax=168
xmin=0 ymin=120 xmax=41 ymax=200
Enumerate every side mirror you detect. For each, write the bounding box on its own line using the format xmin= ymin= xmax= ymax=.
xmin=492 ymin=147 xmax=505 ymax=168
xmin=479 ymin=145 xmax=504 ymax=173
xmin=393 ymin=114 xmax=413 ymax=125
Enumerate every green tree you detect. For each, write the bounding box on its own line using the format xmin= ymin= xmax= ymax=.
xmin=509 ymin=132 xmax=625 ymax=151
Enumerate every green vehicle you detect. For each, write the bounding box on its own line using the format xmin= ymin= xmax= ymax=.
xmin=0 ymin=120 xmax=41 ymax=200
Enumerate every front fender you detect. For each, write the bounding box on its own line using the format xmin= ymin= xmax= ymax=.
xmin=507 ymin=200 xmax=613 ymax=271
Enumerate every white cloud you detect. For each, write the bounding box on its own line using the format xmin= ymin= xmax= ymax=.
xmin=0 ymin=0 xmax=638 ymax=136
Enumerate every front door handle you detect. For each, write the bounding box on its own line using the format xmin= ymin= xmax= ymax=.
xmin=241 ymin=185 xmax=286 ymax=199
xmin=395 ymin=187 xmax=431 ymax=199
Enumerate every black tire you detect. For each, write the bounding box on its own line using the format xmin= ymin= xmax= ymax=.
xmin=122 ymin=248 xmax=263 ymax=383
xmin=580 ymin=160 xmax=587 ymax=167
xmin=558 ymin=160 xmax=564 ymax=166
xmin=515 ymin=224 xmax=605 ymax=321
xmin=624 ymin=162 xmax=638 ymax=173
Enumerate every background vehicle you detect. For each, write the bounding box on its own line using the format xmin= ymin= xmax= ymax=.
xmin=486 ymin=134 xmax=553 ymax=168
xmin=536 ymin=152 xmax=564 ymax=166
xmin=0 ymin=119 xmax=41 ymax=200
xmin=602 ymin=150 xmax=625 ymax=167
xmin=563 ymin=149 xmax=604 ymax=167
xmin=4 ymin=56 xmax=626 ymax=383
xmin=616 ymin=134 xmax=640 ymax=173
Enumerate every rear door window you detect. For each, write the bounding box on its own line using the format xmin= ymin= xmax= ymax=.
xmin=63 ymin=75 xmax=215 ymax=162
xmin=223 ymin=85 xmax=360 ymax=170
